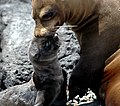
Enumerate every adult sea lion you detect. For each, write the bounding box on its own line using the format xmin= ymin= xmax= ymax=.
xmin=0 ymin=36 xmax=64 ymax=106
xmin=100 ymin=49 xmax=120 ymax=106
xmin=31 ymin=0 xmax=120 ymax=100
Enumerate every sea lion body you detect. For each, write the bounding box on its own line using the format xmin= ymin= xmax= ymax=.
xmin=100 ymin=49 xmax=120 ymax=106
xmin=32 ymin=0 xmax=120 ymax=100
xmin=29 ymin=36 xmax=64 ymax=106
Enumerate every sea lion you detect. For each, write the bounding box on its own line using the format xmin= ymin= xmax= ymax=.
xmin=100 ymin=49 xmax=120 ymax=106
xmin=0 ymin=36 xmax=64 ymax=106
xmin=29 ymin=36 xmax=65 ymax=106
xmin=31 ymin=0 xmax=120 ymax=100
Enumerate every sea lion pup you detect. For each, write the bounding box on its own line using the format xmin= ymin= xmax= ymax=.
xmin=0 ymin=36 xmax=64 ymax=106
xmin=100 ymin=49 xmax=120 ymax=106
xmin=32 ymin=0 xmax=120 ymax=100
xmin=29 ymin=36 xmax=64 ymax=106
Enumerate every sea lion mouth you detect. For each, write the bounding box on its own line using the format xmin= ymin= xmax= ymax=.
xmin=29 ymin=35 xmax=60 ymax=63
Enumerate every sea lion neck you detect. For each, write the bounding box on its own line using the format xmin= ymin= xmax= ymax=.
xmin=34 ymin=56 xmax=58 ymax=67
xmin=63 ymin=0 xmax=98 ymax=31
xmin=33 ymin=58 xmax=62 ymax=75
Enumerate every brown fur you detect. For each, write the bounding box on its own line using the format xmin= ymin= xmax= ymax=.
xmin=32 ymin=0 xmax=120 ymax=100
xmin=100 ymin=49 xmax=120 ymax=106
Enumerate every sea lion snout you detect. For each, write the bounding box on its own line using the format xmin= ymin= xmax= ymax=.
xmin=32 ymin=0 xmax=65 ymax=37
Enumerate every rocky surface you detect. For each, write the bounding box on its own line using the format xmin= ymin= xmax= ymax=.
xmin=0 ymin=0 xmax=104 ymax=106
xmin=0 ymin=0 xmax=34 ymax=89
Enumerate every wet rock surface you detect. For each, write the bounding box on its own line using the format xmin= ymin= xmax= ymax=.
xmin=0 ymin=0 xmax=104 ymax=106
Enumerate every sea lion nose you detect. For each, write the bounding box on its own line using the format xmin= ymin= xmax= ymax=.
xmin=34 ymin=28 xmax=48 ymax=37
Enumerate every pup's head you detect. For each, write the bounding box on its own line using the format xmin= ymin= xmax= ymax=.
xmin=32 ymin=0 xmax=65 ymax=37
xmin=29 ymin=36 xmax=60 ymax=65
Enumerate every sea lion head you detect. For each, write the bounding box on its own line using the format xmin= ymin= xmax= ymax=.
xmin=32 ymin=0 xmax=65 ymax=37
xmin=29 ymin=35 xmax=60 ymax=64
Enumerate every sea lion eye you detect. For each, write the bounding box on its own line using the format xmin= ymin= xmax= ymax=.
xmin=41 ymin=10 xmax=56 ymax=21
xmin=42 ymin=40 xmax=52 ymax=51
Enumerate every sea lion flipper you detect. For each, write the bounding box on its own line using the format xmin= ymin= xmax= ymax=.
xmin=34 ymin=91 xmax=44 ymax=106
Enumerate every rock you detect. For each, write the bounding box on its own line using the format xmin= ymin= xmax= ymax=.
xmin=0 ymin=0 xmax=31 ymax=5
xmin=57 ymin=27 xmax=80 ymax=73
xmin=0 ymin=1 xmax=34 ymax=89
xmin=20 ymin=0 xmax=31 ymax=3
xmin=0 ymin=79 xmax=42 ymax=106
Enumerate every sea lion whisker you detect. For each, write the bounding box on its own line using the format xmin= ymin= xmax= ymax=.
xmin=56 ymin=25 xmax=78 ymax=28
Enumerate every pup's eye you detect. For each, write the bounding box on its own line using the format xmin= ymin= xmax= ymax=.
xmin=41 ymin=11 xmax=56 ymax=21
